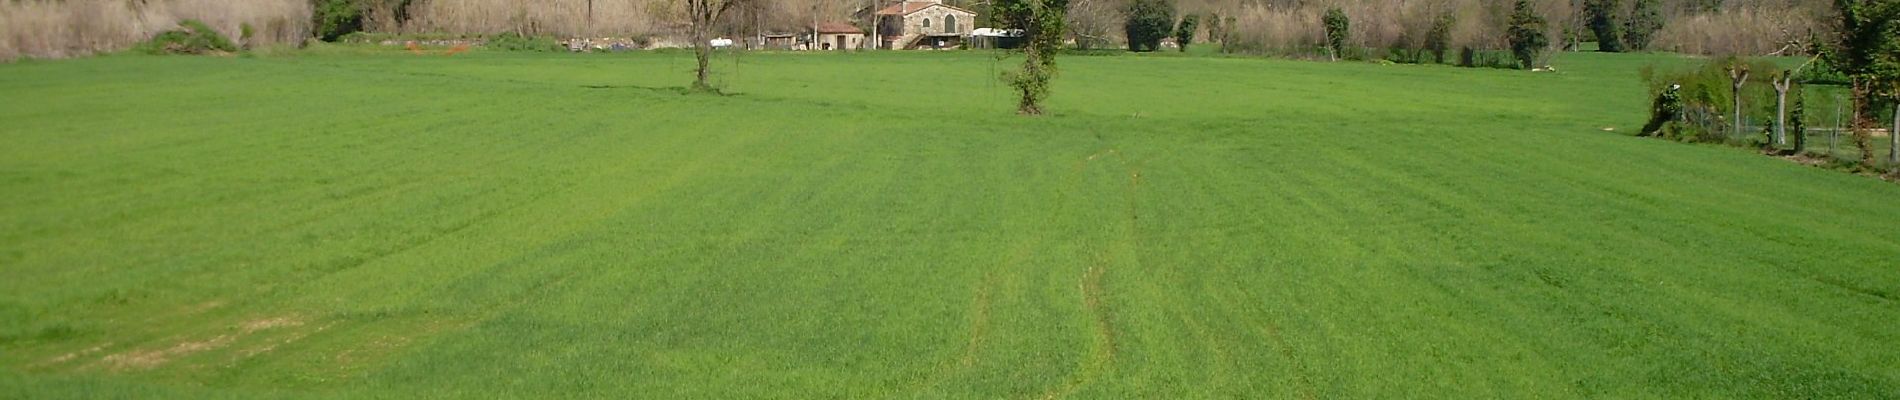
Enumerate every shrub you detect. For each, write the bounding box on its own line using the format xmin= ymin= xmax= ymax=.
xmin=1584 ymin=0 xmax=1625 ymax=52
xmin=1424 ymin=12 xmax=1455 ymax=64
xmin=487 ymin=32 xmax=563 ymax=52
xmin=136 ymin=19 xmax=239 ymax=55
xmin=313 ymin=0 xmax=365 ymax=42
xmin=1321 ymin=7 xmax=1349 ymax=60
xmin=1797 ymin=56 xmax=1851 ymax=85
xmin=1507 ymin=0 xmax=1548 ymax=70
xmin=1386 ymin=31 xmax=1419 ymax=64
xmin=1124 ymin=0 xmax=1174 ymax=52
xmin=240 ymin=23 xmax=256 ymax=48
xmin=1622 ymin=0 xmax=1663 ymax=51
xmin=1173 ymin=14 xmax=1199 ymax=52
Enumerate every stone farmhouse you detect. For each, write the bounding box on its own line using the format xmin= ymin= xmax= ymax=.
xmin=864 ymin=0 xmax=977 ymax=50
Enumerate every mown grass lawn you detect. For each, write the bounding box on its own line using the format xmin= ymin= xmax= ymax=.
xmin=1 ymin=48 xmax=1897 ymax=398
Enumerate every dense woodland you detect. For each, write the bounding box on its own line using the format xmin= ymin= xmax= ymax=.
xmin=0 ymin=0 xmax=1851 ymax=61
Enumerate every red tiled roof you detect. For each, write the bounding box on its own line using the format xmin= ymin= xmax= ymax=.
xmin=874 ymin=1 xmax=975 ymax=16
xmin=815 ymin=22 xmax=864 ymax=34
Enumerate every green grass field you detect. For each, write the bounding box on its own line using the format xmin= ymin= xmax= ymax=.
xmin=2 ymin=48 xmax=1898 ymax=398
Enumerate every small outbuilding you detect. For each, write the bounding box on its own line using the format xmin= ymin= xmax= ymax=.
xmin=813 ymin=22 xmax=866 ymax=51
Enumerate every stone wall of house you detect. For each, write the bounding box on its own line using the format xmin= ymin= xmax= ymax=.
xmin=902 ymin=6 xmax=972 ymax=37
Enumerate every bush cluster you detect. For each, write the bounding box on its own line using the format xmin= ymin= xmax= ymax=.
xmin=1640 ymin=57 xmax=1782 ymax=143
xmin=1321 ymin=7 xmax=1349 ymax=60
xmin=1124 ymin=0 xmax=1174 ymax=52
xmin=136 ymin=19 xmax=239 ymax=55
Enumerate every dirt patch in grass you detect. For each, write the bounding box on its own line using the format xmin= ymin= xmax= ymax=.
xmin=242 ymin=316 xmax=306 ymax=333
xmin=98 ymin=335 xmax=236 ymax=371
xmin=86 ymin=314 xmax=310 ymax=372
xmin=33 ymin=342 xmax=112 ymax=369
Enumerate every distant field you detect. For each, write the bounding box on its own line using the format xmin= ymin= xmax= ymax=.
xmin=2 ymin=48 xmax=1898 ymax=398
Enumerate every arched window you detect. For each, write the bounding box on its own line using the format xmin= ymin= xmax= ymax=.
xmin=945 ymin=15 xmax=958 ymax=33
xmin=923 ymin=18 xmax=931 ymax=29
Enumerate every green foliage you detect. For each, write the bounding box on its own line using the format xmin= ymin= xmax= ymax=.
xmin=1123 ymin=0 xmax=1173 ymax=52
xmin=1507 ymin=0 xmax=1549 ymax=70
xmin=1173 ymin=14 xmax=1199 ymax=52
xmin=1799 ymin=54 xmax=1853 ymax=85
xmin=486 ymin=32 xmax=563 ymax=52
xmin=1623 ymin=0 xmax=1664 ymax=51
xmin=1640 ymin=83 xmax=1683 ymax=137
xmin=1640 ymin=57 xmax=1782 ymax=143
xmin=1828 ymin=0 xmax=1900 ymax=167
xmin=996 ymin=0 xmax=1068 ymax=114
xmin=1425 ymin=12 xmax=1456 ymax=64
xmin=135 ymin=19 xmax=239 ymax=55
xmin=1322 ymin=7 xmax=1350 ymax=60
xmin=312 ymin=0 xmax=365 ymax=42
xmin=1829 ymin=0 xmax=1900 ymax=95
xmin=1584 ymin=0 xmax=1625 ymax=52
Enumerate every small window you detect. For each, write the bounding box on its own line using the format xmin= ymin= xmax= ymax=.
xmin=923 ymin=18 xmax=931 ymax=28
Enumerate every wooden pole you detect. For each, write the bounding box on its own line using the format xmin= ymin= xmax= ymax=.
xmin=1833 ymin=95 xmax=1843 ymax=157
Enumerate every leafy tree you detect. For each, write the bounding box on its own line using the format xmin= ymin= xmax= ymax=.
xmin=997 ymin=0 xmax=1069 ymax=114
xmin=1507 ymin=0 xmax=1549 ymax=70
xmin=1173 ymin=14 xmax=1199 ymax=52
xmin=1623 ymin=0 xmax=1664 ymax=51
xmin=1828 ymin=0 xmax=1900 ymax=167
xmin=1322 ymin=7 xmax=1349 ymax=61
xmin=1425 ymin=12 xmax=1457 ymax=64
xmin=1123 ymin=0 xmax=1174 ymax=52
xmin=1584 ymin=0 xmax=1624 ymax=52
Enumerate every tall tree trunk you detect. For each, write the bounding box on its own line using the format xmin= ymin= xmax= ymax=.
xmin=1891 ymin=101 xmax=1898 ymax=165
xmin=693 ymin=25 xmax=712 ymax=91
xmin=1017 ymin=43 xmax=1044 ymax=115
xmin=1774 ymin=78 xmax=1789 ymax=147
xmin=1851 ymin=79 xmax=1876 ymax=168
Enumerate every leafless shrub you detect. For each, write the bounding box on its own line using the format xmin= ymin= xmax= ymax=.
xmin=1217 ymin=0 xmax=1826 ymax=59
xmin=405 ymin=0 xmax=658 ymax=37
xmin=1 ymin=0 xmax=310 ymax=62
xmin=1650 ymin=6 xmax=1821 ymax=56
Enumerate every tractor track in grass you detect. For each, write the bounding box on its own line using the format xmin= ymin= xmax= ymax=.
xmin=1034 ymin=147 xmax=1139 ymax=400
xmin=896 ymin=247 xmax=1012 ymax=396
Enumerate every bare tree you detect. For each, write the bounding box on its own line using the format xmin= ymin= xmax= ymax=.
xmin=686 ymin=0 xmax=751 ymax=91
xmin=1771 ymin=56 xmax=1818 ymax=148
xmin=1066 ymin=0 xmax=1122 ymax=50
